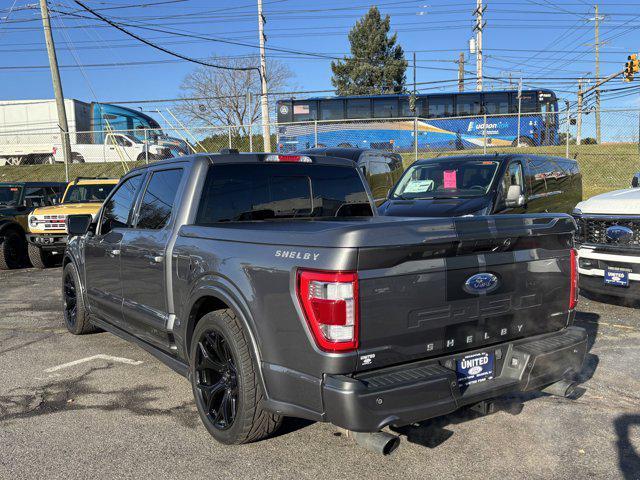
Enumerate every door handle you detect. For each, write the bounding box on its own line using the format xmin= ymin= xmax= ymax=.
xmin=108 ymin=249 xmax=120 ymax=257
xmin=143 ymin=254 xmax=163 ymax=264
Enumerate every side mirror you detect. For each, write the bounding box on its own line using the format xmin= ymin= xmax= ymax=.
xmin=505 ymin=185 xmax=525 ymax=207
xmin=632 ymin=173 xmax=640 ymax=188
xmin=67 ymin=214 xmax=93 ymax=236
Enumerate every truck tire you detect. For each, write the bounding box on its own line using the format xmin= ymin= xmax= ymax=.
xmin=71 ymin=153 xmax=85 ymax=163
xmin=62 ymin=262 xmax=97 ymax=335
xmin=0 ymin=229 xmax=26 ymax=270
xmin=190 ymin=309 xmax=282 ymax=444
xmin=28 ymin=243 xmax=51 ymax=269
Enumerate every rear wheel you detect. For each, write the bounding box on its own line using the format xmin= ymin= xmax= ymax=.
xmin=0 ymin=229 xmax=26 ymax=270
xmin=71 ymin=152 xmax=85 ymax=163
xmin=62 ymin=262 xmax=97 ymax=334
xmin=190 ymin=309 xmax=282 ymax=444
xmin=27 ymin=243 xmax=52 ymax=269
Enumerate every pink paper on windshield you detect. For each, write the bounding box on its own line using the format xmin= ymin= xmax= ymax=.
xmin=443 ymin=170 xmax=457 ymax=189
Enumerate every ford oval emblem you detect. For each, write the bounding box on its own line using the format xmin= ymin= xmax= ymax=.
xmin=464 ymin=273 xmax=499 ymax=294
xmin=606 ymin=225 xmax=634 ymax=244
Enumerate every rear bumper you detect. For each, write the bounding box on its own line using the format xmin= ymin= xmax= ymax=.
xmin=322 ymin=326 xmax=587 ymax=432
xmin=27 ymin=233 xmax=67 ymax=251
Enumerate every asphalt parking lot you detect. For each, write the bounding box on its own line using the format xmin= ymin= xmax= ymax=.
xmin=1 ymin=267 xmax=639 ymax=480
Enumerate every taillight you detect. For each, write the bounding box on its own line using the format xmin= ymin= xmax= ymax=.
xmin=297 ymin=270 xmax=358 ymax=352
xmin=264 ymin=154 xmax=312 ymax=163
xmin=569 ymin=249 xmax=578 ymax=309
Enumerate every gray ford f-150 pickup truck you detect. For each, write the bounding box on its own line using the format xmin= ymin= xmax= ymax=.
xmin=62 ymin=151 xmax=587 ymax=454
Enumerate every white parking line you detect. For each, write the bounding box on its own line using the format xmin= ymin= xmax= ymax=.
xmin=44 ymin=354 xmax=143 ymax=373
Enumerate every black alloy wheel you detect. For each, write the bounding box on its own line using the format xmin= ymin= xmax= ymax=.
xmin=194 ymin=330 xmax=238 ymax=430
xmin=63 ymin=270 xmax=78 ymax=328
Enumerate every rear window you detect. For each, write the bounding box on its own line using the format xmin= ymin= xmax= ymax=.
xmin=196 ymin=163 xmax=372 ymax=223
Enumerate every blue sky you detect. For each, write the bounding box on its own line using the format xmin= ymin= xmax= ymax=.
xmin=1 ymin=0 xmax=639 ymax=113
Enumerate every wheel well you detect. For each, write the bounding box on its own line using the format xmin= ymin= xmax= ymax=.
xmin=0 ymin=221 xmax=24 ymax=237
xmin=185 ymin=295 xmax=229 ymax=358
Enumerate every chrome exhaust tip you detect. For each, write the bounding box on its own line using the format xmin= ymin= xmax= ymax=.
xmin=351 ymin=431 xmax=401 ymax=456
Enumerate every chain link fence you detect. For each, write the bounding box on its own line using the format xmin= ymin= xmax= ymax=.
xmin=0 ymin=109 xmax=638 ymax=199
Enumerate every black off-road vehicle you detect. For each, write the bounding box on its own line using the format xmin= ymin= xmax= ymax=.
xmin=0 ymin=182 xmax=66 ymax=269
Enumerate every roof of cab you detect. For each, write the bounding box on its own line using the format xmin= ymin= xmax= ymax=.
xmin=298 ymin=147 xmax=401 ymax=162
xmin=0 ymin=181 xmax=67 ymax=187
xmin=69 ymin=177 xmax=120 ymax=185
xmin=415 ymin=153 xmax=577 ymax=165
xmin=126 ymin=151 xmax=358 ymax=175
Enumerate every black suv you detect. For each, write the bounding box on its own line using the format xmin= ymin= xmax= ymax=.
xmin=298 ymin=148 xmax=403 ymax=205
xmin=0 ymin=182 xmax=66 ymax=269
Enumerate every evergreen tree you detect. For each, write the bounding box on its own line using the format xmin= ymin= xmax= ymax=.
xmin=331 ymin=6 xmax=407 ymax=96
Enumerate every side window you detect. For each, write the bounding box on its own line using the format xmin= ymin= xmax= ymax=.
xmin=136 ymin=169 xmax=184 ymax=230
xmin=526 ymin=159 xmax=548 ymax=197
xmin=519 ymin=92 xmax=538 ymax=113
xmin=373 ymin=98 xmax=398 ymax=118
xmin=428 ymin=96 xmax=454 ymax=118
xmin=484 ymin=93 xmax=510 ymax=115
xmin=24 ymin=187 xmax=46 ymax=207
xmin=400 ymin=97 xmax=423 ymax=117
xmin=367 ymin=158 xmax=393 ymax=201
xmin=101 ymin=175 xmax=143 ymax=234
xmin=501 ymin=162 xmax=524 ymax=193
xmin=320 ymin=100 xmax=344 ymax=120
xmin=456 ymin=94 xmax=482 ymax=116
xmin=346 ymin=99 xmax=371 ymax=119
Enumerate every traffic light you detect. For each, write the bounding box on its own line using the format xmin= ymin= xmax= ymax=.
xmin=625 ymin=54 xmax=638 ymax=82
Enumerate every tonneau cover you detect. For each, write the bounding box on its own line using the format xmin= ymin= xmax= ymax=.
xmin=179 ymin=214 xmax=576 ymax=249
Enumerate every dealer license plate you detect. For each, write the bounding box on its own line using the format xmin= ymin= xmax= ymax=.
xmin=604 ymin=267 xmax=630 ymax=287
xmin=456 ymin=352 xmax=494 ymax=387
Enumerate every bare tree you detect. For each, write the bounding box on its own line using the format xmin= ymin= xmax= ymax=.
xmin=176 ymin=56 xmax=294 ymax=136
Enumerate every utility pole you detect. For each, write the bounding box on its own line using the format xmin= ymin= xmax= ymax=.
xmin=412 ymin=52 xmax=417 ymax=100
xmin=591 ymin=5 xmax=604 ymax=144
xmin=576 ymin=78 xmax=583 ymax=145
xmin=456 ymin=52 xmax=465 ymax=92
xmin=257 ymin=0 xmax=271 ymax=152
xmin=577 ymin=67 xmax=626 ymax=144
xmin=39 ymin=0 xmax=71 ymax=178
xmin=473 ymin=0 xmax=485 ymax=92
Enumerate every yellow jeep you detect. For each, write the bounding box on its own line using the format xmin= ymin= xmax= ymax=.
xmin=27 ymin=177 xmax=119 ymax=268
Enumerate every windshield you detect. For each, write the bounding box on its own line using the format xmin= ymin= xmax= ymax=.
xmin=0 ymin=186 xmax=22 ymax=206
xmin=63 ymin=184 xmax=116 ymax=203
xmin=392 ymin=160 xmax=500 ymax=199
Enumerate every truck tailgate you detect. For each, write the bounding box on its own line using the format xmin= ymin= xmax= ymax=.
xmin=355 ymin=215 xmax=576 ymax=371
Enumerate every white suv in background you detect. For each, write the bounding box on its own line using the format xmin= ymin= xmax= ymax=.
xmin=573 ymin=176 xmax=640 ymax=300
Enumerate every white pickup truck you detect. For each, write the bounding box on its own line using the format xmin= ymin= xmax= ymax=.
xmin=573 ymin=178 xmax=640 ymax=300
xmin=0 ymin=132 xmax=170 ymax=165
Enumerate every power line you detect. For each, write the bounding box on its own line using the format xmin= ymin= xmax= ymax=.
xmin=73 ymin=0 xmax=260 ymax=72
